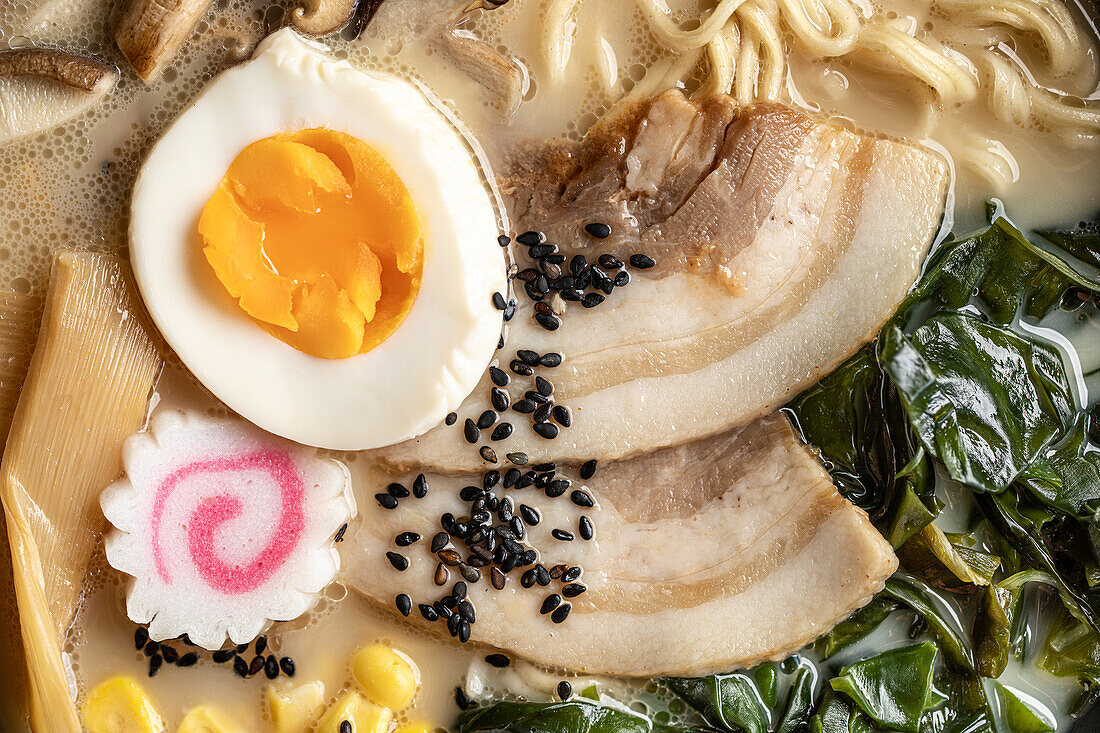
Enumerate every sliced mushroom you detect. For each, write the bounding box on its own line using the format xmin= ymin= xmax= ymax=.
xmin=0 ymin=47 xmax=118 ymax=144
xmin=291 ymin=0 xmax=362 ymax=36
xmin=346 ymin=413 xmax=897 ymax=677
xmin=112 ymin=0 xmax=214 ymax=82
xmin=373 ymin=91 xmax=948 ymax=472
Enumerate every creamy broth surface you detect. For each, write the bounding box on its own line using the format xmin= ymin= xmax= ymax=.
xmin=1 ymin=0 xmax=1100 ymax=729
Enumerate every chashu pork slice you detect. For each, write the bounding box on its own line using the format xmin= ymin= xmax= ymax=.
xmin=374 ymin=91 xmax=947 ymax=473
xmin=345 ymin=414 xmax=898 ymax=677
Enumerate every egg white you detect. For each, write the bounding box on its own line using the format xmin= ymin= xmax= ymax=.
xmin=130 ymin=29 xmax=506 ymax=450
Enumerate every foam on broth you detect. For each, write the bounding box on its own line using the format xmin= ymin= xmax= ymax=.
xmin=1 ymin=0 xmax=1099 ymax=729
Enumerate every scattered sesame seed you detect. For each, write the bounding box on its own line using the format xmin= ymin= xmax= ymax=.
xmin=375 ymin=493 xmax=398 ymax=510
xmin=519 ymin=504 xmax=541 ymax=526
xmin=509 ymin=359 xmax=534 ymax=376
xmin=280 ymin=657 xmax=296 ymax=676
xmin=341 ymin=721 xmax=353 ymax=733
xmin=552 ymin=405 xmax=572 ymax=427
xmin=134 ymin=627 xmax=149 ymax=651
xmin=518 ymin=349 xmax=540 ymax=365
xmin=579 ymin=460 xmax=597 ymax=480
xmin=485 ymin=653 xmax=511 ymax=667
xmin=412 ymin=474 xmax=429 ymax=498
xmin=552 ymin=529 xmax=575 ymax=541
xmin=614 ymin=270 xmax=630 ymax=286
xmin=551 ymin=604 xmax=572 ymax=623
xmin=534 ymin=422 xmax=559 ymax=439
xmin=570 ymin=490 xmax=594 ymax=508
xmin=233 ymin=655 xmax=249 ymax=677
xmin=460 ymin=564 xmax=481 ymax=583
xmin=387 ymin=482 xmax=409 ymax=498
xmin=161 ymin=645 xmax=179 ymax=664
xmin=386 ymin=552 xmax=409 ymax=571
xmin=464 ymin=419 xmax=480 ymax=443
xmin=458 ymin=621 xmax=472 ymax=643
xmin=480 ymin=446 xmax=498 ymax=464
xmin=177 ymin=652 xmax=198 ymax=667
xmin=213 ymin=649 xmax=235 ymax=663
xmin=579 ymin=515 xmax=594 ymax=541
xmin=597 ymin=253 xmax=623 ymax=269
xmin=582 ymin=292 xmax=605 ymax=308
xmin=477 ymin=410 xmax=498 ymax=429
xmin=492 ymin=292 xmax=507 ymax=310
xmin=558 ymin=681 xmax=573 ymax=700
xmin=489 ymin=366 xmax=509 ymax=386
xmin=535 ymin=312 xmax=561 ymax=331
xmin=507 ymin=452 xmax=529 ymax=465
xmin=491 ymin=387 xmax=510 ymax=412
xmin=512 ymin=398 xmax=536 ymax=414
xmin=334 ymin=523 xmax=348 ymax=542
xmin=265 ymin=655 xmax=280 ymax=679
xmin=540 ymin=594 xmax=562 ymax=614
xmin=249 ymin=655 xmax=265 ymax=676
xmin=584 ymin=222 xmax=611 ymax=239
xmin=539 ymin=352 xmax=562 ymax=367
xmin=516 ymin=231 xmax=543 ymax=245
xmin=498 ymin=235 xmax=511 ymax=247
xmin=431 ymin=532 xmax=449 ymax=552
xmin=491 ymin=566 xmax=506 ymax=590
xmin=629 ymin=253 xmax=656 ymax=269
xmin=396 ymin=594 xmax=412 ymax=616
xmin=491 ymin=422 xmax=514 ymax=441
xmin=420 ymin=603 xmax=440 ymax=621
xmin=445 ymin=412 xmax=458 ymax=426
xmin=562 ymin=583 xmax=587 ymax=598
xmin=535 ymin=376 xmax=553 ymax=396
xmin=148 ymin=654 xmax=163 ymax=677
xmin=530 ymin=244 xmax=556 ymax=259
xmin=396 ymin=531 xmax=420 ymax=547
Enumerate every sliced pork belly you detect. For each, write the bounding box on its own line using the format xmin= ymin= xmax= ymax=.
xmin=345 ymin=414 xmax=897 ymax=677
xmin=374 ymin=92 xmax=947 ymax=472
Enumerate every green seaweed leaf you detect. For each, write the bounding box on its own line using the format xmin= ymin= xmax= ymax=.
xmin=830 ymin=642 xmax=946 ymax=732
xmin=457 ymin=700 xmax=654 ymax=733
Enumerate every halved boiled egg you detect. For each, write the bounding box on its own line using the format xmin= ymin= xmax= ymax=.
xmin=130 ymin=29 xmax=506 ymax=450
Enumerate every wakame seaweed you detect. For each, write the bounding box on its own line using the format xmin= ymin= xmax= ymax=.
xmin=456 ymin=211 xmax=1100 ymax=732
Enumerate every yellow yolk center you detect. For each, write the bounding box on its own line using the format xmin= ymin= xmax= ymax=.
xmin=198 ymin=128 xmax=424 ymax=359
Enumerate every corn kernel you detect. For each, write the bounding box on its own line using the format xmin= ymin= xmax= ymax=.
xmin=316 ymin=691 xmax=393 ymax=733
xmin=82 ymin=676 xmax=165 ymax=733
xmin=266 ymin=681 xmax=326 ymax=733
xmin=176 ymin=706 xmax=245 ymax=733
xmin=352 ymin=644 xmax=420 ymax=710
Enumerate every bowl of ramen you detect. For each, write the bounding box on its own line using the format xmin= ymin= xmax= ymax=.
xmin=1 ymin=0 xmax=1100 ymax=730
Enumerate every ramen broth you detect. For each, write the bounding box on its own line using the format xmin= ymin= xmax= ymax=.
xmin=1 ymin=0 xmax=1099 ymax=728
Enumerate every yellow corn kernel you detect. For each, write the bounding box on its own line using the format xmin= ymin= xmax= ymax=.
xmin=352 ymin=644 xmax=420 ymax=710
xmin=316 ymin=691 xmax=393 ymax=733
xmin=265 ymin=681 xmax=326 ymax=733
xmin=82 ymin=676 xmax=165 ymax=733
xmin=176 ymin=706 xmax=245 ymax=733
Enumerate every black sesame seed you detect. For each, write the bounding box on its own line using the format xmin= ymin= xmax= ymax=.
xmin=491 ymin=387 xmax=510 ymax=412
xmin=480 ymin=446 xmax=498 ymax=464
xmin=512 ymin=398 xmax=536 ymax=414
xmin=439 ymin=549 xmax=461 ymax=567
xmin=534 ymin=274 xmax=550 ymax=294
xmin=464 ymin=419 xmax=480 ymax=443
xmin=550 ymin=276 xmax=575 ymax=290
xmin=516 ymin=230 xmax=543 ymax=245
xmin=517 ymin=349 xmax=540 ymax=365
xmin=460 ymin=564 xmax=481 ymax=583
xmin=213 ymin=649 xmax=235 ymax=663
xmin=148 ymin=654 xmax=163 ymax=677
xmin=386 ymin=552 xmax=409 ymax=571
xmin=529 ymin=244 xmax=556 ymax=259
xmin=177 ymin=652 xmax=199 ymax=667
xmin=562 ymin=583 xmax=587 ymax=598
xmin=570 ymin=490 xmax=594 ymax=508
xmin=248 ymin=655 xmax=264 ymax=675
xmin=561 ymin=288 xmax=583 ymax=301
xmin=160 ymin=645 xmax=179 ymax=663
xmin=334 ymin=523 xmax=348 ymax=542
xmin=280 ymin=657 xmax=296 ymax=676
xmin=485 ymin=653 xmax=511 ymax=667
xmin=232 ymin=655 xmax=248 ymax=677
xmin=546 ymin=479 xmax=570 ymax=498
xmin=143 ymin=641 xmax=159 ymax=657
xmin=458 ymin=600 xmax=476 ymax=623
xmin=455 ymin=687 xmax=474 ymax=710
xmin=477 ymin=410 xmax=497 ymax=429
xmin=579 ymin=460 xmax=597 ymax=480
xmin=519 ymin=504 xmax=541 ymax=525
xmin=265 ymin=655 xmax=280 ymax=679
xmin=491 ymin=422 xmax=514 ymax=441
xmin=492 ymin=292 xmax=507 ymax=310
xmin=597 ymin=253 xmax=623 ymax=269
xmin=484 ymin=470 xmax=501 ymax=490
xmin=552 ymin=529 xmax=575 ymax=541
xmin=460 ymin=485 xmax=482 ymax=502
xmin=446 ymin=411 xmax=458 ymax=426
xmin=431 ymin=532 xmax=449 ymax=552
xmin=534 ymin=462 xmax=556 ymax=472
xmin=491 ymin=566 xmax=506 ymax=590
xmin=521 ymin=569 xmax=537 ymax=588
xmin=535 ymin=376 xmax=553 ymax=396
xmin=498 ymin=335 xmax=505 ymax=349
xmin=458 ymin=621 xmax=472 ymax=643
xmin=550 ymin=564 xmax=566 ymax=579
xmin=629 ymin=253 xmax=656 ymax=269
xmin=613 ymin=270 xmax=630 ymax=286
xmin=375 ymin=493 xmax=398 ymax=509
xmin=498 ymin=234 xmax=511 ymax=247
xmin=535 ymin=313 xmax=561 ymax=331
xmin=540 ymin=594 xmax=562 ymax=614
xmin=396 ymin=594 xmax=412 ymax=616
xmin=511 ymin=516 xmax=526 ymax=539
xmin=510 ymin=360 xmax=534 ymax=377
xmin=489 ymin=366 xmax=509 ymax=386
xmin=558 ymin=681 xmax=572 ymax=700
xmin=535 ymin=564 xmax=551 ymax=586
xmin=396 ymin=531 xmax=421 ymax=547
xmin=551 ymin=604 xmax=572 ymax=624
xmin=544 ymin=253 xmax=566 ymax=265
xmin=569 ymin=255 xmax=588 ymax=276
xmin=134 ymin=627 xmax=149 ymax=650
xmin=341 ymin=721 xmax=353 ymax=733
xmin=503 ymin=468 xmax=520 ymax=487
xmin=524 ymin=281 xmax=544 ymax=301
xmin=579 ymin=515 xmax=594 ymax=540
xmin=412 ymin=474 xmax=428 ymax=498
xmin=542 ymin=261 xmax=563 ymax=280
xmin=552 ymin=405 xmax=572 ymax=427
xmin=420 ymin=603 xmax=440 ymax=621
xmin=526 ymin=390 xmax=549 ymax=405
xmin=574 ymin=270 xmax=592 ymax=290
xmin=539 ymin=352 xmax=562 ymax=367
xmin=584 ymin=222 xmax=611 ymax=239
xmin=517 ymin=267 xmax=539 ymax=282
xmin=387 ymin=482 xmax=409 ymax=499
xmin=533 ymin=402 xmax=553 ymax=423
xmin=507 ymin=452 xmax=529 ymax=465
xmin=581 ymin=293 xmax=605 ymax=308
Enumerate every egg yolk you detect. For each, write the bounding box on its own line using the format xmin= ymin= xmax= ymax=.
xmin=197 ymin=128 xmax=424 ymax=359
